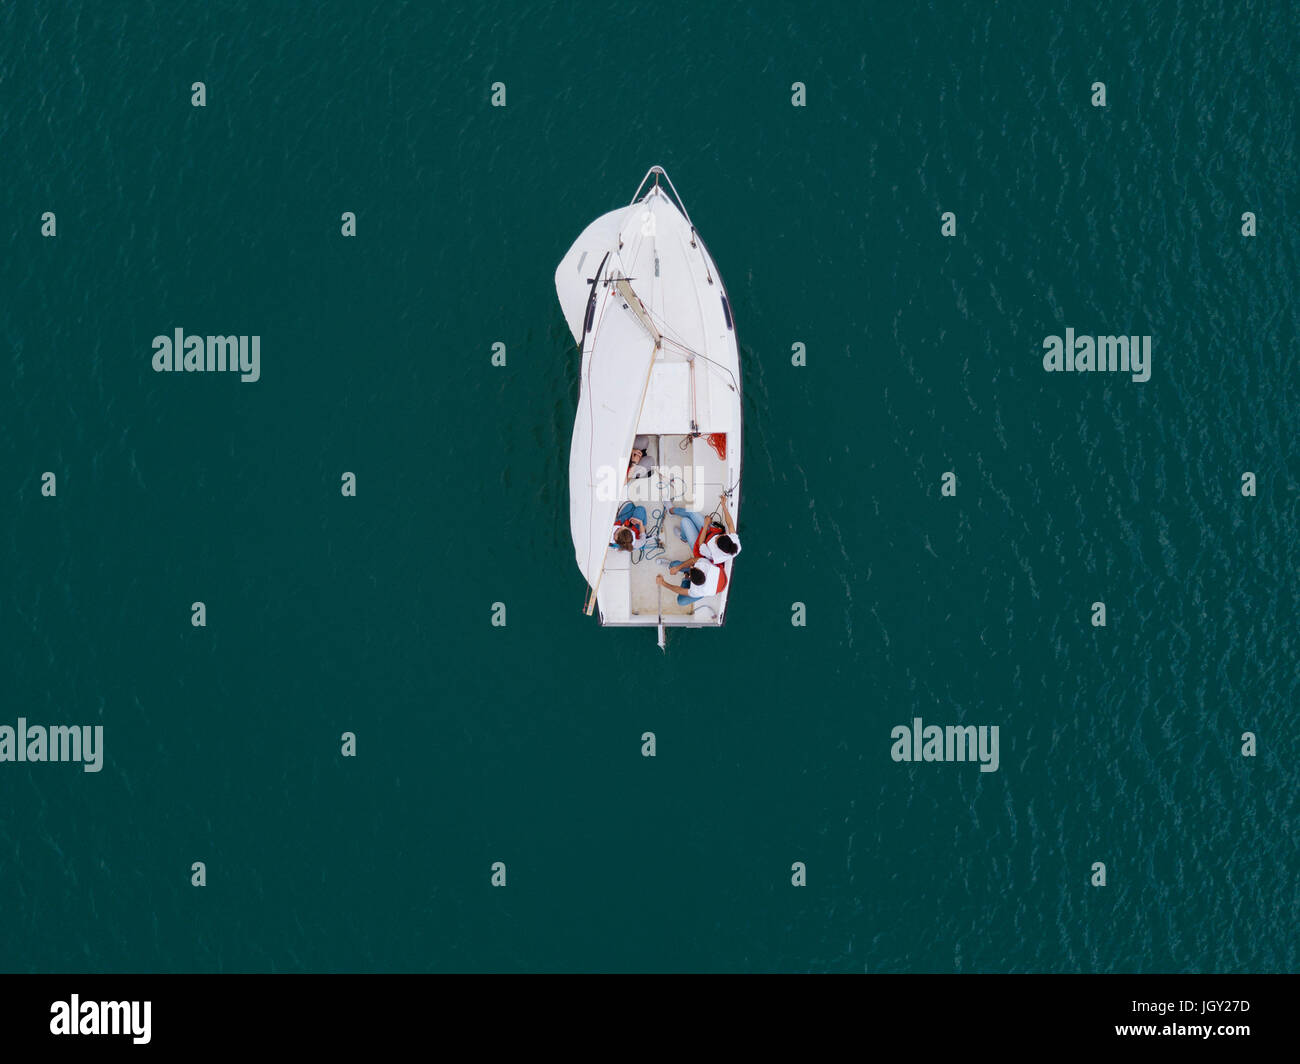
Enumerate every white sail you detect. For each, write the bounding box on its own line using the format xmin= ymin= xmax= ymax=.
xmin=554 ymin=206 xmax=633 ymax=344
xmin=567 ymin=289 xmax=658 ymax=588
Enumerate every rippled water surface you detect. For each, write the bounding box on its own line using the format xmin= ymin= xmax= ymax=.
xmin=0 ymin=1 xmax=1296 ymax=972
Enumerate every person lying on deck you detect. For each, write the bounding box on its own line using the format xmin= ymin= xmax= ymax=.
xmin=656 ymin=557 xmax=728 ymax=606
xmin=671 ymin=495 xmax=742 ymax=569
xmin=610 ymin=501 xmax=648 ymax=552
xmin=626 ymin=436 xmax=654 ymax=481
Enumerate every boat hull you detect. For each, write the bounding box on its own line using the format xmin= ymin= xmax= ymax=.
xmin=557 ymin=173 xmax=741 ymax=629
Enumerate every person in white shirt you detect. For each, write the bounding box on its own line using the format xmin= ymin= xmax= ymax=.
xmin=656 ymin=558 xmax=723 ymax=605
xmin=671 ymin=495 xmax=741 ymax=570
xmin=655 ymin=495 xmax=738 ymax=605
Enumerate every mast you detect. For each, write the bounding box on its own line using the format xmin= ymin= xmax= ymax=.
xmin=614 ymin=277 xmax=662 ymax=347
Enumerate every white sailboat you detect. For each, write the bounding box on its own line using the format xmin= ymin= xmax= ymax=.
xmin=556 ymin=166 xmax=742 ymax=646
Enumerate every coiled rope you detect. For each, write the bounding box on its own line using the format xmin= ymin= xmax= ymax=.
xmin=633 ymin=472 xmax=687 ymax=564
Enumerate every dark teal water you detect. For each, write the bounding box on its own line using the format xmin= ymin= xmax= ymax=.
xmin=2 ymin=1 xmax=1296 ymax=972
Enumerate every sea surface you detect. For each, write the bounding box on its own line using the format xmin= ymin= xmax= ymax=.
xmin=1 ymin=1 xmax=1296 ymax=972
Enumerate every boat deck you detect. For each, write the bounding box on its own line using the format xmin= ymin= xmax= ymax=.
xmin=597 ymin=432 xmax=732 ymax=626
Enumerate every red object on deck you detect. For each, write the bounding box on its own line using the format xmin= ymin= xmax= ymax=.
xmin=706 ymin=433 xmax=727 ymax=460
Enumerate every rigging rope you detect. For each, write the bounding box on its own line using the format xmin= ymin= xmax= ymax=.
xmin=632 ymin=472 xmax=687 ymax=564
